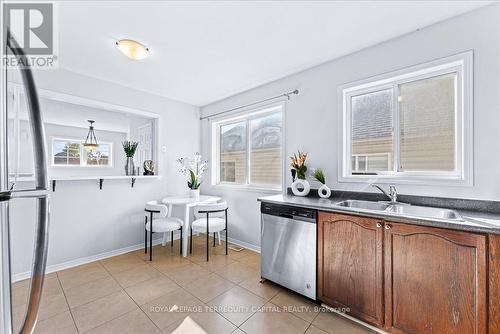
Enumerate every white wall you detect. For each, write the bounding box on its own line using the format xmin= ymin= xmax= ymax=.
xmin=10 ymin=68 xmax=200 ymax=277
xmin=200 ymin=4 xmax=500 ymax=249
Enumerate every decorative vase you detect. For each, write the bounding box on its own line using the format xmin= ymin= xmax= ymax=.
xmin=291 ymin=179 xmax=310 ymax=197
xmin=318 ymin=184 xmax=331 ymax=198
xmin=190 ymin=189 xmax=200 ymax=199
xmin=125 ymin=157 xmax=135 ymax=176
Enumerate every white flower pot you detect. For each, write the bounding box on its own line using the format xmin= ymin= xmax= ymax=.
xmin=291 ymin=179 xmax=310 ymax=197
xmin=318 ymin=184 xmax=331 ymax=198
xmin=190 ymin=189 xmax=200 ymax=199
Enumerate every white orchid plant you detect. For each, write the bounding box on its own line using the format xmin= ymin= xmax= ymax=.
xmin=177 ymin=152 xmax=208 ymax=190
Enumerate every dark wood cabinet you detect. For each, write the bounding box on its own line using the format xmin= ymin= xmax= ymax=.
xmin=317 ymin=211 xmax=490 ymax=334
xmin=318 ymin=212 xmax=384 ymax=327
xmin=384 ymin=222 xmax=487 ymax=334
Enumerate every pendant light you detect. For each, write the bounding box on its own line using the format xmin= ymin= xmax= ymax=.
xmin=83 ymin=120 xmax=98 ymax=151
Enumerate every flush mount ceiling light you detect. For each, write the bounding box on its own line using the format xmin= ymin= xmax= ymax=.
xmin=83 ymin=120 xmax=98 ymax=151
xmin=115 ymin=39 xmax=149 ymax=60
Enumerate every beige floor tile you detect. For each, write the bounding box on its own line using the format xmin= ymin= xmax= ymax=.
xmin=12 ymin=276 xmax=62 ymax=307
xmin=34 ymin=311 xmax=77 ymax=334
xmin=312 ymin=311 xmax=376 ymax=334
xmin=13 ymin=292 xmax=70 ymax=331
xmin=240 ymin=302 xmax=310 ymax=334
xmin=207 ymin=286 xmax=266 ymax=326
xmin=65 ymin=276 xmax=121 ymax=308
xmin=162 ymin=263 xmax=211 ymax=287
xmin=231 ymin=329 xmax=247 ymax=334
xmin=216 ymin=262 xmax=259 ymax=284
xmin=72 ymin=290 xmax=138 ymax=333
xmin=86 ymin=309 xmax=161 ymax=334
xmin=183 ymin=273 xmax=235 ymax=303
xmin=125 ymin=276 xmax=180 ymax=306
xmin=270 ymin=290 xmax=321 ymax=322
xmin=112 ymin=264 xmax=163 ymax=288
xmin=150 ymin=256 xmax=192 ymax=272
xmin=305 ymin=325 xmax=329 ymax=334
xmin=196 ymin=254 xmax=236 ymax=272
xmin=101 ymin=253 xmax=146 ymax=274
xmin=163 ymin=311 xmax=236 ymax=334
xmin=58 ymin=262 xmax=109 ymax=291
xmin=238 ymin=276 xmax=282 ymax=301
xmin=141 ymin=288 xmax=205 ymax=330
xmin=235 ymin=252 xmax=260 ymax=270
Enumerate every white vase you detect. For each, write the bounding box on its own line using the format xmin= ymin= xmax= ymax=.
xmin=190 ymin=189 xmax=200 ymax=199
xmin=291 ymin=179 xmax=310 ymax=197
xmin=318 ymin=184 xmax=331 ymax=198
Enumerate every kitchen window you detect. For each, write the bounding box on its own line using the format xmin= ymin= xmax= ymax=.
xmin=52 ymin=138 xmax=113 ymax=167
xmin=340 ymin=51 xmax=473 ymax=185
xmin=213 ymin=104 xmax=283 ymax=189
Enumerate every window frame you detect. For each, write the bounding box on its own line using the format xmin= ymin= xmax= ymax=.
xmin=339 ymin=51 xmax=473 ymax=186
xmin=211 ymin=103 xmax=284 ymax=191
xmin=51 ymin=137 xmax=114 ymax=168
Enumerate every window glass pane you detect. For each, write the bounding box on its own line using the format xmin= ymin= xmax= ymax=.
xmin=53 ymin=140 xmax=81 ymax=166
xmin=87 ymin=143 xmax=111 ymax=166
xmin=250 ymin=112 xmax=282 ymax=186
xmin=399 ymin=73 xmax=456 ymax=171
xmin=220 ymin=121 xmax=246 ymax=183
xmin=351 ymin=89 xmax=394 ymax=174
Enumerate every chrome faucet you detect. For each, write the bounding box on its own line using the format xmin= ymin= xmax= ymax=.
xmin=371 ymin=184 xmax=398 ymax=204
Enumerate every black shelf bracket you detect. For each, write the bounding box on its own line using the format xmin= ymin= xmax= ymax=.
xmin=52 ymin=180 xmax=56 ymax=192
xmin=131 ymin=178 xmax=136 ymax=188
xmin=99 ymin=179 xmax=103 ymax=190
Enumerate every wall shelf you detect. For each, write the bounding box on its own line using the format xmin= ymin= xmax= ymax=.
xmin=50 ymin=175 xmax=161 ymax=192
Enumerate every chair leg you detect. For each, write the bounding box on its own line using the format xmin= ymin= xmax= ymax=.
xmin=180 ymin=228 xmax=183 ymax=255
xmin=144 ymin=216 xmax=147 ymax=254
xmin=206 ymin=212 xmax=209 ymax=262
xmin=213 ymin=232 xmax=216 ymax=247
xmin=217 ymin=232 xmax=221 ymax=245
xmin=171 ymin=231 xmax=174 ymax=248
xmin=190 ymin=227 xmax=193 ymax=254
xmin=225 ymin=210 xmax=228 ymax=256
xmin=149 ymin=212 xmax=153 ymax=261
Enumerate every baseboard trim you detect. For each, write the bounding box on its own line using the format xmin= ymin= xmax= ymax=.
xmin=12 ymin=233 xmax=260 ymax=282
xmin=12 ymin=237 xmax=165 ymax=282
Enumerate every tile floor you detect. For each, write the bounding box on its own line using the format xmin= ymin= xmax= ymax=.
xmin=12 ymin=236 xmax=375 ymax=334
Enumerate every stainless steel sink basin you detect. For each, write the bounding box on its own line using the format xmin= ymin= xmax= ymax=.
xmin=388 ymin=205 xmax=463 ymax=221
xmin=335 ymin=200 xmax=391 ymax=211
xmin=333 ymin=200 xmax=463 ymax=221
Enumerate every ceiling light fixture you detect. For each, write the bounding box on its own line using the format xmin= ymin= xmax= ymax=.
xmin=115 ymin=39 xmax=149 ymax=60
xmin=83 ymin=120 xmax=98 ymax=151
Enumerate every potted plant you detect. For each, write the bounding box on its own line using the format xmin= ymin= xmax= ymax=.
xmin=312 ymin=169 xmax=331 ymax=198
xmin=290 ymin=151 xmax=310 ymax=196
xmin=122 ymin=141 xmax=139 ymax=175
xmin=177 ymin=152 xmax=208 ymax=199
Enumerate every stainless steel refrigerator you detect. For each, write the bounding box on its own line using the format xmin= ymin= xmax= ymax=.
xmin=1 ymin=25 xmax=51 ymax=334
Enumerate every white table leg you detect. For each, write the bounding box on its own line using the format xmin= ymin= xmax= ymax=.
xmin=161 ymin=233 xmax=167 ymax=246
xmin=182 ymin=205 xmax=190 ymax=257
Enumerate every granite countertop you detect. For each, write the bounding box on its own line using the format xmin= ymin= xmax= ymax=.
xmin=258 ymin=194 xmax=500 ymax=235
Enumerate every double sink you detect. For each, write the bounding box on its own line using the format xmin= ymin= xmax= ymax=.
xmin=334 ymin=200 xmax=463 ymax=221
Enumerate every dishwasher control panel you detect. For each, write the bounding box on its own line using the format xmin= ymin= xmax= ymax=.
xmin=261 ymin=202 xmax=317 ymax=222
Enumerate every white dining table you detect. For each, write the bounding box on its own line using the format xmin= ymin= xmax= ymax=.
xmin=162 ymin=195 xmax=221 ymax=257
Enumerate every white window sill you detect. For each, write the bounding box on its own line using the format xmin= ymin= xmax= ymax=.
xmin=338 ymin=174 xmax=472 ymax=187
xmin=210 ymin=183 xmax=282 ymax=194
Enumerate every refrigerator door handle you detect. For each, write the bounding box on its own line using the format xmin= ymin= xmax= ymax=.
xmin=7 ymin=30 xmax=50 ymax=334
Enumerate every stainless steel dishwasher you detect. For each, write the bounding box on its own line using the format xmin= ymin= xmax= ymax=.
xmin=261 ymin=202 xmax=317 ymax=300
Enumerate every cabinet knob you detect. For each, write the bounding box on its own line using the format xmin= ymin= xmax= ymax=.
xmin=385 ymin=224 xmax=392 ymax=230
xmin=376 ymin=223 xmax=382 ymax=228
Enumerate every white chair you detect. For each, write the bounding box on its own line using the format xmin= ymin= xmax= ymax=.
xmin=144 ymin=200 xmax=184 ymax=261
xmin=190 ymin=201 xmax=228 ymax=261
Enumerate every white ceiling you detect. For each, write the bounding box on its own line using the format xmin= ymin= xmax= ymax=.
xmin=57 ymin=1 xmax=492 ymax=106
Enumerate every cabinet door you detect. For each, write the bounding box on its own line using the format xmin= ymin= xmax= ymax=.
xmin=318 ymin=212 xmax=384 ymax=327
xmin=384 ymin=222 xmax=487 ymax=334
